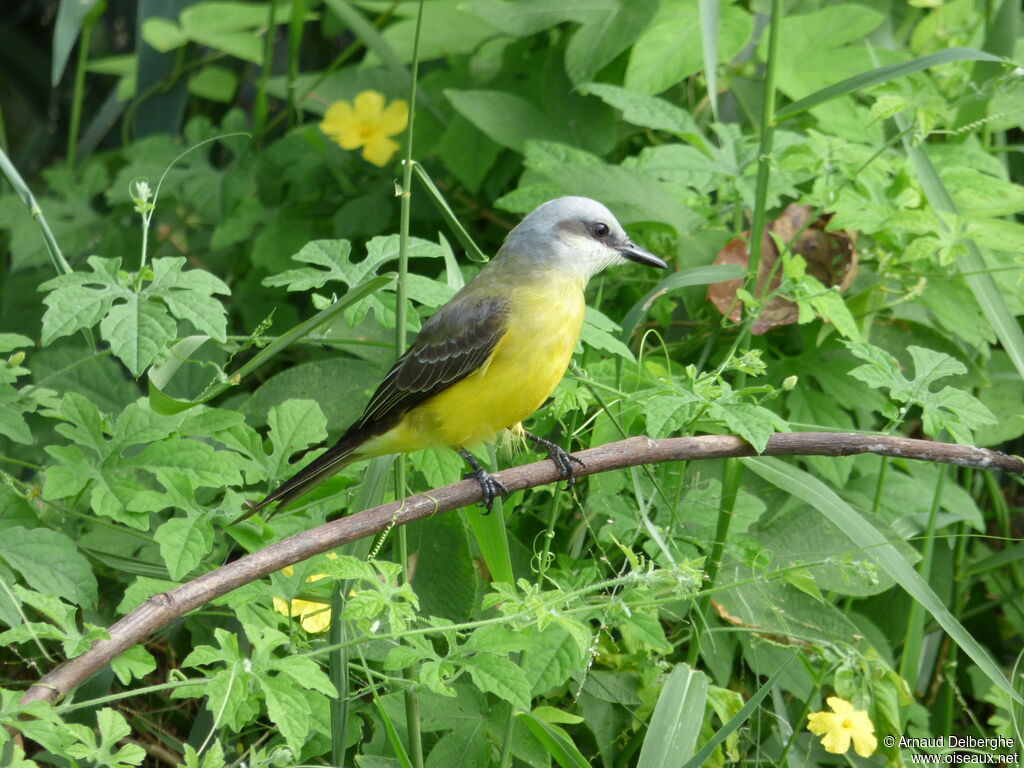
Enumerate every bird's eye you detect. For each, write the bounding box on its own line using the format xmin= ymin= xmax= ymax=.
xmin=591 ymin=222 xmax=610 ymax=239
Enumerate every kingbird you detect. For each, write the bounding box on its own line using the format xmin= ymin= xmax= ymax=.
xmin=239 ymin=196 xmax=667 ymax=520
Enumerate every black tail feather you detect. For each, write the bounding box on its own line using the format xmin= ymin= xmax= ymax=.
xmin=233 ymin=432 xmax=367 ymax=523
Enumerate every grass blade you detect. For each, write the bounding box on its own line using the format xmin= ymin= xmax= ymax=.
xmin=620 ymin=264 xmax=743 ymax=341
xmin=517 ymin=712 xmax=591 ymax=768
xmin=52 ymin=0 xmax=102 ymax=86
xmin=637 ymin=664 xmax=709 ymax=768
xmin=699 ymin=0 xmax=720 ymax=120
xmin=776 ymin=48 xmax=1006 ymax=121
xmin=742 ymin=456 xmax=1020 ymax=703
xmin=411 ymin=162 xmax=488 ymax=262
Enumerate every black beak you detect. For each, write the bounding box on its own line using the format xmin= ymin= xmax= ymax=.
xmin=617 ymin=241 xmax=668 ymax=269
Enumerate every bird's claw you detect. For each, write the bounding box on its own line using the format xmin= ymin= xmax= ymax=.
xmin=550 ymin=446 xmax=585 ymax=489
xmin=459 ymin=449 xmax=508 ymax=513
xmin=462 ymin=467 xmax=509 ymax=513
xmin=525 ymin=433 xmax=584 ymax=489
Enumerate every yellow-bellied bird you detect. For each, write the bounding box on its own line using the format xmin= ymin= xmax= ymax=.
xmin=239 ymin=196 xmax=667 ymax=521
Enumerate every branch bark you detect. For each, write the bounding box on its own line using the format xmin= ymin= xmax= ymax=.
xmin=21 ymin=432 xmax=1022 ymax=706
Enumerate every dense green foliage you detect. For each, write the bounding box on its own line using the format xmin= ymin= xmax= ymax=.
xmin=1 ymin=0 xmax=1022 ymax=766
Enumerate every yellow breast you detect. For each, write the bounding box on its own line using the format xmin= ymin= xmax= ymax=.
xmin=365 ymin=275 xmax=586 ymax=454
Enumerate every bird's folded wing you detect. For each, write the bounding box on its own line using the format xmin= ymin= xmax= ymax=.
xmin=350 ymin=294 xmax=511 ymax=436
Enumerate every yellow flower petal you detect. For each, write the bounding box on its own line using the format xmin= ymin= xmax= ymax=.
xmin=826 ymin=696 xmax=854 ymax=714
xmin=353 ymin=90 xmax=386 ymax=120
xmin=821 ymin=727 xmax=852 ymax=755
xmin=378 ymin=100 xmax=409 ymax=136
xmin=320 ymin=101 xmax=354 ymax=136
xmin=362 ymin=134 xmax=400 ymax=167
xmin=852 ymin=729 xmax=878 ymax=758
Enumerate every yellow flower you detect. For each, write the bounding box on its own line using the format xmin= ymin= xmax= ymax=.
xmin=807 ymin=696 xmax=877 ymax=757
xmin=319 ymin=91 xmax=409 ymax=166
xmin=273 ymin=594 xmax=331 ymax=634
xmin=273 ymin=557 xmax=335 ymax=633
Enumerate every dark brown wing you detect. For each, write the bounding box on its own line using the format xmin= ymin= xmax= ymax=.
xmin=235 ymin=293 xmax=511 ymax=521
xmin=350 ymin=294 xmax=510 ymax=436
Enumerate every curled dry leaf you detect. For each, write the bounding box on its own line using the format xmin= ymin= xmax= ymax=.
xmin=708 ymin=204 xmax=858 ymax=335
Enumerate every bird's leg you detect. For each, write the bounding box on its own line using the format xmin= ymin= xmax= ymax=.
xmin=524 ymin=432 xmax=584 ymax=489
xmin=459 ymin=449 xmax=509 ymax=513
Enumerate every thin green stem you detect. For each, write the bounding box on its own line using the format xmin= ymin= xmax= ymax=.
xmin=67 ymin=8 xmax=98 ymax=168
xmin=395 ymin=3 xmax=426 ymax=766
xmin=742 ymin=0 xmax=782 ymax=326
xmin=253 ymin=0 xmax=277 ymax=134
xmin=287 ymin=0 xmax=307 ymax=126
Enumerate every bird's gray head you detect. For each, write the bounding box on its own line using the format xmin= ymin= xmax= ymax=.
xmin=500 ymin=196 xmax=667 ymax=281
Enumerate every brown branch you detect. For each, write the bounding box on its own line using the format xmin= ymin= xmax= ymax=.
xmin=21 ymin=432 xmax=1022 ymax=707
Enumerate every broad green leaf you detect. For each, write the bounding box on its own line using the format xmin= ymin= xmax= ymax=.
xmin=565 ymin=0 xmax=659 ymax=86
xmin=154 ymin=514 xmax=215 ymax=581
xmin=257 ymin=674 xmax=312 ymax=754
xmin=244 ymin=358 xmax=381 ymax=431
xmin=100 ymin=295 xmax=177 ymax=377
xmin=579 ymin=83 xmax=704 ymax=142
xmin=0 ymin=526 xmax=98 ymax=608
xmin=141 ymin=17 xmax=188 ymax=52
xmin=582 ymin=307 xmax=635 ymax=362
xmin=462 ymin=652 xmax=532 ymax=711
xmin=626 ymin=0 xmax=752 ymax=96
xmin=446 ymin=89 xmax=573 ymax=153
xmin=110 ymin=645 xmax=158 ymax=685
xmin=758 ymin=5 xmax=889 ymax=100
xmin=461 ymin=0 xmax=591 ymax=36
xmin=188 ymin=66 xmax=239 ymax=102
xmin=128 ymin=439 xmax=243 ymax=488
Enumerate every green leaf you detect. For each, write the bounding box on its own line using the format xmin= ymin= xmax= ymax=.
xmin=100 ymin=294 xmax=177 ymax=377
xmin=462 ymin=653 xmax=532 ymax=711
xmin=129 ymin=438 xmax=243 ymax=488
xmin=257 ymin=674 xmax=312 ymax=755
xmin=262 ymin=239 xmax=355 ymax=291
xmin=565 ymin=0 xmax=659 ymax=85
xmin=39 ymin=257 xmax=128 ymax=346
xmin=188 ymin=66 xmax=239 ymax=103
xmin=445 ymin=89 xmax=574 ymax=154
xmin=579 ymin=82 xmax=704 ymax=141
xmin=626 ymin=0 xmax=752 ymax=95
xmin=582 ymin=307 xmax=635 ymax=362
xmin=709 ymin=402 xmax=784 ymax=453
xmin=637 ymin=664 xmax=709 ymax=768
xmin=0 ymin=526 xmax=98 ymax=607
xmin=154 ymin=514 xmax=215 ymax=581
xmin=141 ymin=18 xmax=188 ymax=52
xmin=110 ymin=645 xmax=158 ymax=685
xmin=461 ymin=0 xmax=592 ymax=36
